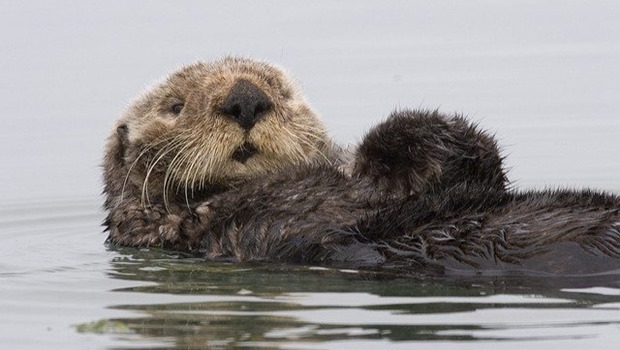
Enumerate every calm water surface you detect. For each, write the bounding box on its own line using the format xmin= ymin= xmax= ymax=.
xmin=1 ymin=1 xmax=619 ymax=349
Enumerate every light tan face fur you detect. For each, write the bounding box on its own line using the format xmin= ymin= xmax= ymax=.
xmin=108 ymin=57 xmax=332 ymax=203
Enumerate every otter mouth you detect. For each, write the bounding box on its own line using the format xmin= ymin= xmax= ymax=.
xmin=232 ymin=142 xmax=258 ymax=163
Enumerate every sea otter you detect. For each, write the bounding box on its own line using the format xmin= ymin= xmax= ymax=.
xmin=103 ymin=57 xmax=620 ymax=277
xmin=103 ymin=57 xmax=506 ymax=251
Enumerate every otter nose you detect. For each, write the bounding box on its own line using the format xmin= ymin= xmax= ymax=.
xmin=220 ymin=80 xmax=272 ymax=130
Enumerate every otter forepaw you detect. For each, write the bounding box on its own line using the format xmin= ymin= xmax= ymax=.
xmin=105 ymin=203 xmax=185 ymax=249
xmin=352 ymin=110 xmax=449 ymax=197
xmin=157 ymin=213 xmax=183 ymax=244
xmin=194 ymin=201 xmax=214 ymax=220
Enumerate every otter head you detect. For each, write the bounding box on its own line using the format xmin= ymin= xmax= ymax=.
xmin=103 ymin=57 xmax=334 ymax=209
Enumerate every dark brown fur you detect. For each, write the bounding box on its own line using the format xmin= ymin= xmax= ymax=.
xmin=353 ymin=110 xmax=507 ymax=198
xmin=188 ymin=165 xmax=620 ymax=277
xmin=103 ymin=59 xmax=620 ymax=277
xmin=354 ymin=186 xmax=620 ymax=276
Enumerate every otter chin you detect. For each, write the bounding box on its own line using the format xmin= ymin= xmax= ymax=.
xmin=103 ymin=58 xmax=620 ymax=278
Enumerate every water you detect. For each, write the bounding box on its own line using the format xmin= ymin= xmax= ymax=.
xmin=1 ymin=1 xmax=619 ymax=349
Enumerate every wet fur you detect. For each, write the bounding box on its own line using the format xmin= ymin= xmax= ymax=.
xmin=189 ymin=165 xmax=620 ymax=277
xmin=353 ymin=110 xmax=507 ymax=198
xmin=103 ymin=59 xmax=620 ymax=277
xmin=355 ymin=186 xmax=620 ymax=276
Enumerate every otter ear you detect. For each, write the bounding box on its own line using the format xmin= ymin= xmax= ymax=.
xmin=103 ymin=123 xmax=130 ymax=169
xmin=113 ymin=124 xmax=129 ymax=163
xmin=102 ymin=123 xmax=131 ymax=204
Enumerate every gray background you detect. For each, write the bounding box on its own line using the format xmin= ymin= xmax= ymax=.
xmin=1 ymin=0 xmax=618 ymax=199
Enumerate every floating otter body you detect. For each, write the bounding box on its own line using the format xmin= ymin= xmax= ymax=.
xmin=103 ymin=58 xmax=620 ymax=277
xmin=193 ymin=162 xmax=620 ymax=277
xmin=356 ymin=186 xmax=620 ymax=276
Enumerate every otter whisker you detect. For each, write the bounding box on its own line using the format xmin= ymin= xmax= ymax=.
xmin=280 ymin=125 xmax=321 ymax=164
xmin=121 ymin=136 xmax=175 ymax=204
xmin=168 ymin=150 xmax=193 ymax=195
xmin=184 ymin=141 xmax=207 ymax=196
xmin=288 ymin=123 xmax=333 ymax=164
xmin=162 ymin=138 xmax=194 ymax=210
xmin=143 ymin=137 xmax=185 ymax=209
xmin=196 ymin=144 xmax=213 ymax=190
xmin=170 ymin=145 xmax=202 ymax=208
xmin=166 ymin=133 xmax=213 ymax=208
xmin=185 ymin=148 xmax=202 ymax=207
xmin=141 ymin=137 xmax=183 ymax=207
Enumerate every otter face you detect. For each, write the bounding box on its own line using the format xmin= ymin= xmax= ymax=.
xmin=104 ymin=57 xmax=332 ymax=206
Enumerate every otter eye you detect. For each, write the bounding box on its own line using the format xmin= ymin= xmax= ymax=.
xmin=171 ymin=103 xmax=184 ymax=115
